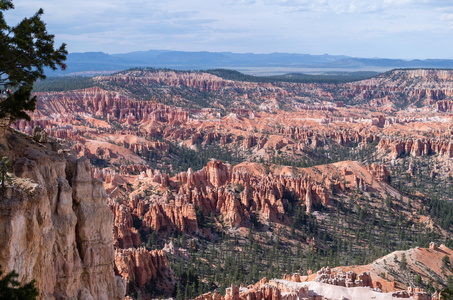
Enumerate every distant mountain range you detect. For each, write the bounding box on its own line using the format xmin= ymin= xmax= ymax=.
xmin=46 ymin=50 xmax=453 ymax=76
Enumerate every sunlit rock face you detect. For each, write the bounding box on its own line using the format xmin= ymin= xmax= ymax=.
xmin=0 ymin=129 xmax=125 ymax=300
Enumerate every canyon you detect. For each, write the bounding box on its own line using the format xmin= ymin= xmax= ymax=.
xmin=4 ymin=68 xmax=453 ymax=299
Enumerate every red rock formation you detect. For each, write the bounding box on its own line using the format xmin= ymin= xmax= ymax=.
xmin=141 ymin=200 xmax=199 ymax=233
xmin=278 ymin=127 xmax=380 ymax=148
xmin=335 ymin=69 xmax=453 ymax=107
xmin=206 ymin=160 xmax=230 ymax=187
xmin=378 ymin=138 xmax=453 ymax=159
xmin=216 ymin=281 xmax=320 ymax=300
xmin=366 ymin=163 xmax=390 ymax=182
xmin=437 ymin=100 xmax=453 ymax=112
xmin=23 ymin=87 xmax=190 ymax=127
xmin=145 ymin=160 xmax=330 ymax=232
xmin=114 ymin=248 xmax=174 ymax=292
xmin=10 ymin=67 xmax=453 ymax=300
xmin=98 ymin=70 xmax=228 ymax=92
xmin=429 ymin=242 xmax=439 ymax=250
xmin=194 ymin=290 xmax=224 ymax=300
xmin=109 ymin=160 xmax=333 ymax=238
xmin=314 ymin=267 xmax=373 ymax=288
xmin=283 ymin=273 xmax=302 ymax=282
xmin=110 ymin=203 xmax=141 ymax=249
xmin=243 ymin=135 xmax=257 ymax=149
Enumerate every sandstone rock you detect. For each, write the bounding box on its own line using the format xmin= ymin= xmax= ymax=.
xmin=314 ymin=267 xmax=372 ymax=288
xmin=0 ymin=129 xmax=125 ymax=300
xmin=32 ymin=126 xmax=48 ymax=143
xmin=162 ymin=241 xmax=190 ymax=260
xmin=437 ymin=100 xmax=453 ymax=112
xmin=142 ymin=200 xmax=198 ymax=233
xmin=194 ymin=290 xmax=224 ymax=300
xmin=114 ymin=248 xmax=174 ymax=292
xmin=243 ymin=135 xmax=257 ymax=149
xmin=225 ymin=284 xmax=240 ymax=300
xmin=432 ymin=291 xmax=442 ymax=300
xmin=414 ymin=292 xmax=430 ymax=300
xmin=392 ymin=290 xmax=411 ymax=298
xmin=206 ymin=160 xmax=231 ymax=187
xmin=221 ymin=279 xmax=318 ymax=300
xmin=283 ymin=273 xmax=301 ymax=282
xmin=366 ymin=163 xmax=390 ymax=182
xmin=377 ymin=138 xmax=453 ymax=159
xmin=110 ymin=203 xmax=142 ymax=249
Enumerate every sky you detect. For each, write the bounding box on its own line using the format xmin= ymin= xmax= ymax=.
xmin=5 ymin=0 xmax=453 ymax=59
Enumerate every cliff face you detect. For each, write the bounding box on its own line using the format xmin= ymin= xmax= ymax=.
xmin=377 ymin=138 xmax=453 ymax=159
xmin=32 ymin=87 xmax=189 ymax=125
xmin=96 ymin=70 xmax=228 ymax=93
xmin=109 ymin=200 xmax=176 ymax=295
xmin=339 ymin=69 xmax=453 ymax=106
xmin=0 ymin=128 xmax=125 ymax=300
xmin=114 ymin=248 xmax=174 ymax=292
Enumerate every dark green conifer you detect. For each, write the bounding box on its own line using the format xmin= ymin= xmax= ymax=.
xmin=0 ymin=0 xmax=67 ymax=123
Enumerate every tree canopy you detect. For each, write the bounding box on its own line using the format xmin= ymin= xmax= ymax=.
xmin=0 ymin=265 xmax=38 ymax=300
xmin=0 ymin=0 xmax=67 ymax=123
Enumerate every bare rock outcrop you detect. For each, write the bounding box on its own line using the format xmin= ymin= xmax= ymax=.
xmin=111 ymin=203 xmax=141 ymax=249
xmin=117 ymin=160 xmax=331 ymax=234
xmin=366 ymin=163 xmax=390 ymax=183
xmin=32 ymin=126 xmax=48 ymax=143
xmin=0 ymin=129 xmax=125 ymax=300
xmin=141 ymin=200 xmax=199 ymax=233
xmin=114 ymin=248 xmax=174 ymax=293
xmin=377 ymin=138 xmax=453 ymax=159
xmin=315 ymin=267 xmax=373 ymax=288
xmin=340 ymin=69 xmax=453 ymax=106
xmin=217 ymin=280 xmax=315 ymax=300
xmin=436 ymin=100 xmax=453 ymax=112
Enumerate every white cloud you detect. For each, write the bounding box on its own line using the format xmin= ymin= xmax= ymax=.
xmin=260 ymin=0 xmax=416 ymax=13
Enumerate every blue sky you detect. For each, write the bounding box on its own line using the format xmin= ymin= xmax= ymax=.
xmin=5 ymin=0 xmax=453 ymax=59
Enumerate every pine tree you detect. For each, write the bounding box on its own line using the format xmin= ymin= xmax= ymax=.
xmin=400 ymin=253 xmax=407 ymax=270
xmin=0 ymin=0 xmax=67 ymax=123
xmin=0 ymin=266 xmax=38 ymax=300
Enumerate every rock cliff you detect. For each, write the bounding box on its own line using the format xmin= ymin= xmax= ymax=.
xmin=31 ymin=87 xmax=189 ymax=126
xmin=114 ymin=248 xmax=174 ymax=293
xmin=108 ymin=197 xmax=176 ymax=296
xmin=339 ymin=69 xmax=453 ymax=106
xmin=0 ymin=128 xmax=125 ymax=300
xmin=377 ymin=137 xmax=453 ymax=159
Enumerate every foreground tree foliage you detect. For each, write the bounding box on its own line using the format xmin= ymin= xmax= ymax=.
xmin=0 ymin=266 xmax=38 ymax=300
xmin=0 ymin=0 xmax=67 ymax=123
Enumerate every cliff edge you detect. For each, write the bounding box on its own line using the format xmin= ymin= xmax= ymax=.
xmin=0 ymin=127 xmax=126 ymax=300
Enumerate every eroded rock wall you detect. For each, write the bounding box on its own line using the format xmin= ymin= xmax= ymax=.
xmin=114 ymin=248 xmax=174 ymax=293
xmin=0 ymin=129 xmax=125 ymax=300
